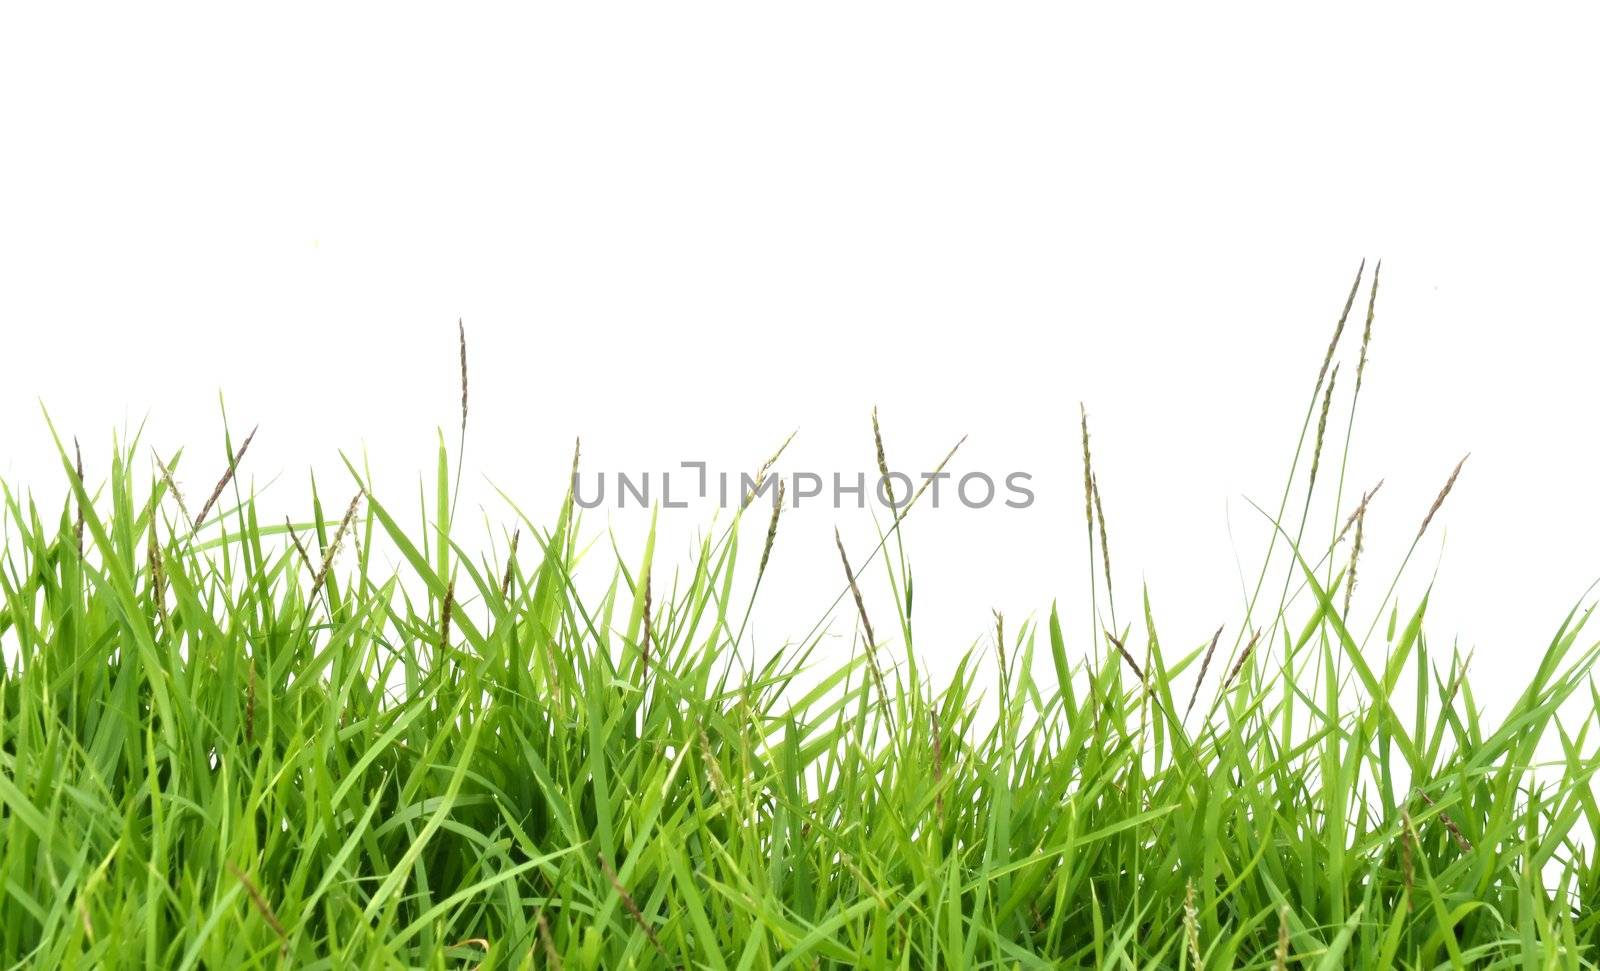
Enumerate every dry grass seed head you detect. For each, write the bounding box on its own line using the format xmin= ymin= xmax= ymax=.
xmin=1222 ymin=628 xmax=1262 ymax=694
xmin=1184 ymin=624 xmax=1226 ymax=719
xmin=835 ymin=530 xmax=878 ymax=652
xmin=1413 ymin=788 xmax=1474 ymax=854
xmin=194 ymin=424 xmax=258 ymax=528
xmin=225 ymin=861 xmax=287 ymax=951
xmin=308 ymin=493 xmax=362 ymax=605
xmin=598 ymin=853 xmax=669 ymax=960
xmin=1417 ymin=453 xmax=1470 ymax=542
xmin=834 ymin=529 xmax=894 ymax=727
xmin=285 ymin=518 xmax=315 ymax=574
xmin=440 ymin=581 xmax=455 ymax=653
xmin=1105 ymin=629 xmax=1144 ymax=683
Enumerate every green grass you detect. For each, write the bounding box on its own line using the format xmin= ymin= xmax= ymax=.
xmin=4 ymin=273 xmax=1600 ymax=968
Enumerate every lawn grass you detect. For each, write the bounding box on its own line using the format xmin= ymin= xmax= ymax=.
xmin=3 ymin=269 xmax=1600 ymax=968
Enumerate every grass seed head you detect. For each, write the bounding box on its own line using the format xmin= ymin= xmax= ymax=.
xmin=640 ymin=571 xmax=653 ymax=680
xmin=1417 ymin=453 xmax=1470 ymax=542
xmin=1183 ymin=879 xmax=1203 ymax=969
xmin=536 ymin=911 xmax=561 ymax=969
xmin=147 ymin=519 xmax=168 ymax=630
xmin=245 ymin=657 xmax=256 ymax=746
xmin=1308 ymin=364 xmax=1339 ymax=489
xmin=1274 ymin=906 xmax=1290 ymax=970
xmin=1106 ymin=629 xmax=1144 ymax=683
xmin=73 ymin=437 xmax=84 ymax=554
xmin=993 ymin=609 xmax=1007 ymax=672
xmin=757 ymin=479 xmax=785 ymax=579
xmin=500 ymin=528 xmax=520 ymax=600
xmin=598 ymin=853 xmax=668 ymax=960
xmin=568 ymin=437 xmax=582 ymax=500
xmin=157 ymin=454 xmax=194 ymax=527
xmin=1441 ymin=649 xmax=1474 ymax=712
xmin=1400 ymin=809 xmax=1416 ymax=910
xmin=1413 ymin=788 xmax=1474 ymax=854
xmin=308 ymin=493 xmax=362 ymax=604
xmin=194 ymin=424 xmax=257 ymax=528
xmin=1093 ymin=473 xmax=1114 ymax=608
xmin=1184 ymin=624 xmax=1226 ymax=719
xmin=598 ymin=857 xmax=665 ymax=959
xmin=1342 ymin=504 xmax=1366 ymax=618
xmin=905 ymin=434 xmax=967 ymax=515
xmin=835 ymin=530 xmax=878 ymax=654
xmin=286 ymin=518 xmax=315 ymax=574
xmin=457 ymin=317 xmax=468 ymax=440
xmin=1222 ymin=628 xmax=1261 ymax=695
xmin=872 ymin=406 xmax=894 ymax=506
xmin=835 ymin=529 xmax=893 ymax=726
xmin=764 ymin=427 xmax=799 ymax=476
xmin=1316 ymin=259 xmax=1366 ymax=392
xmin=1079 ymin=403 xmax=1095 ymax=539
xmin=226 ymin=861 xmax=287 ymax=950
xmin=1355 ymin=260 xmax=1381 ymax=394
xmin=744 ymin=428 xmax=799 ymax=511
xmin=1336 ymin=479 xmax=1384 ymax=546
xmin=439 ymin=581 xmax=455 ymax=653
xmin=699 ymin=731 xmax=733 ymax=808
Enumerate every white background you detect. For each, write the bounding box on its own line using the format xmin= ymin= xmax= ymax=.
xmin=3 ymin=5 xmax=1599 ymax=703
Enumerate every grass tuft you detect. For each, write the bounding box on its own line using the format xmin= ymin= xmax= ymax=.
xmin=3 ymin=277 xmax=1599 ymax=967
